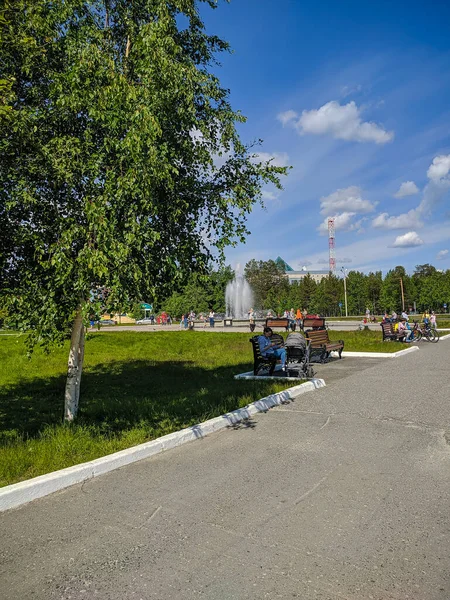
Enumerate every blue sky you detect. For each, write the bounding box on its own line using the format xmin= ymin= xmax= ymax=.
xmin=200 ymin=0 xmax=450 ymax=275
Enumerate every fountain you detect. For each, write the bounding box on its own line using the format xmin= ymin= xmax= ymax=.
xmin=225 ymin=266 xmax=254 ymax=319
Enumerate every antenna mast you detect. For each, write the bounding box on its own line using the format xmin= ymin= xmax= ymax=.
xmin=328 ymin=217 xmax=336 ymax=273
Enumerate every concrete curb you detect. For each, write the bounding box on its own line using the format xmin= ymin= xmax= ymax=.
xmin=0 ymin=379 xmax=325 ymax=513
xmin=331 ymin=346 xmax=420 ymax=359
xmin=234 ymin=369 xmax=307 ymax=381
xmin=439 ymin=333 xmax=450 ymax=340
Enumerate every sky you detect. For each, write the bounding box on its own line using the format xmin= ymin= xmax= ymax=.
xmin=199 ymin=0 xmax=450 ymax=275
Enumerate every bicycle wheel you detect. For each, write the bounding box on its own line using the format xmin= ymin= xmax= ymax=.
xmin=412 ymin=330 xmax=422 ymax=342
xmin=431 ymin=327 xmax=440 ymax=342
xmin=423 ymin=330 xmax=433 ymax=342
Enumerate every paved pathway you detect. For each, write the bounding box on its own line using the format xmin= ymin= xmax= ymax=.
xmin=1 ymin=342 xmax=449 ymax=599
xmin=94 ymin=320 xmax=379 ymax=333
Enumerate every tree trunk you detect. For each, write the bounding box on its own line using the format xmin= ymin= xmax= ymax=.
xmin=74 ymin=324 xmax=85 ymax=409
xmin=64 ymin=308 xmax=85 ymax=422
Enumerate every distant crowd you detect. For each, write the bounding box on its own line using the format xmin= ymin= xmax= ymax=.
xmin=247 ymin=308 xmax=319 ymax=333
xmin=136 ymin=308 xmax=439 ymax=339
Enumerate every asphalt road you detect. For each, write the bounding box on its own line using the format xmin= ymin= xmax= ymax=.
xmin=1 ymin=342 xmax=449 ymax=599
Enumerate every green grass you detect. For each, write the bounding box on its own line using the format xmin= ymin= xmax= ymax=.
xmin=0 ymin=332 xmax=295 ymax=487
xmin=0 ymin=329 xmax=408 ymax=487
xmin=328 ymin=329 xmax=409 ymax=351
xmin=324 ymin=315 xmax=450 ymax=327
xmin=436 ymin=320 xmax=450 ymax=328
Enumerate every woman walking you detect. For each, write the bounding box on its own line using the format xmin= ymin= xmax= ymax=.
xmin=248 ymin=308 xmax=256 ymax=333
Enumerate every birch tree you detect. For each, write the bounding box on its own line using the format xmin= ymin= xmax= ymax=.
xmin=0 ymin=0 xmax=287 ymax=420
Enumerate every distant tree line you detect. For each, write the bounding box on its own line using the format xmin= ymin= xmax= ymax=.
xmin=155 ymin=261 xmax=450 ymax=317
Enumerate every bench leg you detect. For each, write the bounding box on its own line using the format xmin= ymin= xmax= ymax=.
xmin=254 ymin=361 xmax=265 ymax=376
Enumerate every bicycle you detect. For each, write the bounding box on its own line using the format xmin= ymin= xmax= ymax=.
xmin=410 ymin=321 xmax=438 ymax=343
xmin=429 ymin=324 xmax=440 ymax=342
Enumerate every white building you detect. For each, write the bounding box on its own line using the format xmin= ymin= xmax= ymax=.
xmin=275 ymin=257 xmax=329 ymax=284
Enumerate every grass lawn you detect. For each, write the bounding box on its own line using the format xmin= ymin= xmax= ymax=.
xmin=325 ymin=316 xmax=450 ymax=328
xmin=0 ymin=329 xmax=407 ymax=487
xmin=0 ymin=331 xmax=296 ymax=487
xmin=328 ymin=329 xmax=410 ymax=351
xmin=436 ymin=320 xmax=450 ymax=328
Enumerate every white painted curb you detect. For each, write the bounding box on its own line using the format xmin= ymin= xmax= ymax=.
xmin=331 ymin=346 xmax=420 ymax=359
xmin=234 ymin=370 xmax=306 ymax=381
xmin=0 ymin=379 xmax=325 ymax=512
xmin=439 ymin=333 xmax=450 ymax=340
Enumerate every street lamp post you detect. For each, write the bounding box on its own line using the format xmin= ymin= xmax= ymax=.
xmin=341 ymin=267 xmax=348 ymax=317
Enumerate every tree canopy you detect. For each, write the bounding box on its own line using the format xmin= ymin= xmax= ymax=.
xmin=160 ymin=261 xmax=450 ymax=317
xmin=0 ymin=0 xmax=287 ymax=418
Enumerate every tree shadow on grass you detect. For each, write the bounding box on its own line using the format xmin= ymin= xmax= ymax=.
xmin=0 ymin=359 xmax=285 ymax=440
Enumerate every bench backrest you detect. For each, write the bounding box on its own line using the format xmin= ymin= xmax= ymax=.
xmin=266 ymin=318 xmax=289 ymax=328
xmin=270 ymin=333 xmax=285 ymax=347
xmin=250 ymin=336 xmax=274 ymax=363
xmin=305 ymin=329 xmax=331 ymax=346
xmin=250 ymin=336 xmax=262 ymax=359
xmin=303 ymin=317 xmax=326 ymax=330
xmin=381 ymin=322 xmax=394 ymax=336
xmin=250 ymin=334 xmax=284 ymax=360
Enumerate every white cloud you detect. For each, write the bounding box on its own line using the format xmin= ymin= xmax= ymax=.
xmin=320 ymin=186 xmax=375 ymax=215
xmin=251 ymin=152 xmax=290 ymax=168
xmin=427 ymin=155 xmax=450 ymax=181
xmin=340 ymin=84 xmax=363 ymax=98
xmin=394 ymin=181 xmax=419 ymax=198
xmin=261 ymin=190 xmax=278 ymax=201
xmin=418 ymin=177 xmax=450 ymax=216
xmin=390 ymin=231 xmax=424 ymax=248
xmin=318 ymin=212 xmax=365 ymax=234
xmin=437 ymin=249 xmax=448 ymax=260
xmin=372 ymin=210 xmax=423 ymax=230
xmin=295 ymin=224 xmax=450 ymax=273
xmin=373 ymin=155 xmax=450 ymax=231
xmin=295 ymin=100 xmax=394 ymax=144
xmin=277 ymin=110 xmax=298 ymax=127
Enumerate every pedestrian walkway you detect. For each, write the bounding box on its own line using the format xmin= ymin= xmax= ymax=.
xmin=1 ymin=342 xmax=449 ymax=599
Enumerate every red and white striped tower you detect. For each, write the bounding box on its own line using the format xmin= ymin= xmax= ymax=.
xmin=328 ymin=217 xmax=336 ymax=273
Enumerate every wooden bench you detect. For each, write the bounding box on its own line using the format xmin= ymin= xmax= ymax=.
xmin=303 ymin=317 xmax=326 ymax=330
xmin=265 ymin=318 xmax=290 ymax=331
xmin=250 ymin=335 xmax=277 ymax=376
xmin=380 ymin=322 xmax=406 ymax=342
xmin=305 ymin=329 xmax=344 ymax=362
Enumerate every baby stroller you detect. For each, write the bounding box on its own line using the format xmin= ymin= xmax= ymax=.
xmin=284 ymin=332 xmax=315 ymax=378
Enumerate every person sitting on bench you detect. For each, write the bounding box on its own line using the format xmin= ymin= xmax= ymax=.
xmin=398 ymin=318 xmax=412 ymax=341
xmin=258 ymin=327 xmax=287 ymax=371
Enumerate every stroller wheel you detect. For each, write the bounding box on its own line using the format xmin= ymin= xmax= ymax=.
xmin=307 ymin=366 xmax=315 ymax=378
